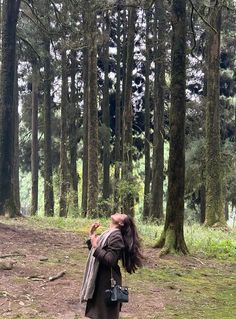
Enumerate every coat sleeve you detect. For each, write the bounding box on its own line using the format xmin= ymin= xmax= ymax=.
xmin=93 ymin=232 xmax=124 ymax=267
xmin=85 ymin=238 xmax=92 ymax=250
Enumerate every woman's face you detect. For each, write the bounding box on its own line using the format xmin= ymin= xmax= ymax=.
xmin=111 ymin=213 xmax=127 ymax=226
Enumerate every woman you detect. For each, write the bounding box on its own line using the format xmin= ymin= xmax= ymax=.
xmin=80 ymin=213 xmax=143 ymax=319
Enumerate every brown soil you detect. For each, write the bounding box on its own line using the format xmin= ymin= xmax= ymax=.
xmin=0 ymin=218 xmax=234 ymax=319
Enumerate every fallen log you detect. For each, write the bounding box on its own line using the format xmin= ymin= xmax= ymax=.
xmin=48 ymin=270 xmax=66 ymax=281
xmin=0 ymin=253 xmax=26 ymax=259
xmin=27 ymin=275 xmax=46 ymax=281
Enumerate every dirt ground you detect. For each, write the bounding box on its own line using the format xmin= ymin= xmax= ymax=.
xmin=0 ymin=218 xmax=235 ymax=319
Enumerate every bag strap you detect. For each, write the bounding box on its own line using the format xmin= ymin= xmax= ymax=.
xmin=110 ymin=267 xmax=127 ymax=288
xmin=110 ymin=268 xmax=116 ymax=287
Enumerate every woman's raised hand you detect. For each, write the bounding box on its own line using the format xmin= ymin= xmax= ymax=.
xmin=89 ymin=222 xmax=101 ymax=236
xmin=89 ymin=222 xmax=100 ymax=248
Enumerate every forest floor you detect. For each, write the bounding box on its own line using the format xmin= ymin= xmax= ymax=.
xmin=0 ymin=217 xmax=236 ymax=319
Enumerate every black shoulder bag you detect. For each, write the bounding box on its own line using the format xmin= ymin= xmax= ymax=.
xmin=104 ymin=268 xmax=129 ymax=305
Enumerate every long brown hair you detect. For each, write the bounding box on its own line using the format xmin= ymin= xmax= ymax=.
xmin=120 ymin=215 xmax=143 ymax=274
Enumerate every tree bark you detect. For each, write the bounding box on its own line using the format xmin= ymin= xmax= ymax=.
xmin=59 ymin=47 xmax=69 ymax=217
xmin=43 ymin=31 xmax=54 ymax=217
xmin=121 ymin=7 xmax=136 ymax=216
xmin=69 ymin=49 xmax=78 ymax=214
xmin=13 ymin=53 xmax=20 ymax=214
xmin=200 ymin=183 xmax=206 ymax=224
xmin=81 ymin=6 xmax=89 ymax=216
xmin=120 ymin=9 xmax=128 ymax=164
xmin=102 ymin=13 xmax=111 ymax=208
xmin=0 ymin=0 xmax=21 ymax=216
xmin=113 ymin=8 xmax=122 ymax=213
xmin=150 ymin=0 xmax=166 ymax=220
xmin=224 ymin=202 xmax=229 ymax=221
xmin=82 ymin=45 xmax=89 ymax=216
xmin=31 ymin=59 xmax=39 ymax=215
xmin=155 ymin=0 xmax=188 ymax=255
xmin=143 ymin=9 xmax=151 ymax=220
xmin=87 ymin=1 xmax=99 ymax=217
xmin=205 ymin=2 xmax=225 ymax=227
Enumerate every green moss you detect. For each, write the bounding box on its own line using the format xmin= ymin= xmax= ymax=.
xmin=128 ymin=264 xmax=236 ymax=319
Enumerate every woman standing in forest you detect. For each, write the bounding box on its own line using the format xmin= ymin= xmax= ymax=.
xmin=80 ymin=213 xmax=143 ymax=319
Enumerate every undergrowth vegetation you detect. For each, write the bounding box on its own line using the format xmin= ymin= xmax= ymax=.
xmin=24 ymin=216 xmax=236 ymax=261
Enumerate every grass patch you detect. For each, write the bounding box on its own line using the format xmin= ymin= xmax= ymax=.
xmin=134 ymin=264 xmax=236 ymax=319
xmin=2 ymin=216 xmax=236 ymax=261
xmin=185 ymin=225 xmax=236 ymax=260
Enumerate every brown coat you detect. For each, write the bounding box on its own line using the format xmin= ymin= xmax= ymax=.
xmin=85 ymin=230 xmax=125 ymax=319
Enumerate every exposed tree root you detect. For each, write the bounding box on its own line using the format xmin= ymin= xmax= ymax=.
xmin=153 ymin=225 xmax=189 ymax=256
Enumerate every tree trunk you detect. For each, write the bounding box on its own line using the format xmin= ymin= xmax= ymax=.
xmin=205 ymin=3 xmax=225 ymax=227
xmin=121 ymin=7 xmax=136 ymax=216
xmin=13 ymin=53 xmax=20 ymax=214
xmin=0 ymin=0 xmax=21 ymax=217
xmin=0 ymin=0 xmax=1 ymax=44
xmin=82 ymin=45 xmax=89 ymax=216
xmin=120 ymin=9 xmax=128 ymax=164
xmin=224 ymin=202 xmax=229 ymax=221
xmin=87 ymin=2 xmax=99 ymax=217
xmin=102 ymin=13 xmax=111 ymax=209
xmin=155 ymin=0 xmax=188 ymax=255
xmin=150 ymin=0 xmax=166 ymax=220
xmin=200 ymin=183 xmax=206 ymax=224
xmin=143 ymin=9 xmax=151 ymax=220
xmin=59 ymin=47 xmax=69 ymax=217
xmin=43 ymin=32 xmax=54 ymax=217
xmin=69 ymin=49 xmax=78 ymax=214
xmin=200 ymin=64 xmax=207 ymax=224
xmin=31 ymin=59 xmax=39 ymax=215
xmin=113 ymin=8 xmax=122 ymax=213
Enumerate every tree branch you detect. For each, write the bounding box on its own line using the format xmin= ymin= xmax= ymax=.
xmin=49 ymin=0 xmax=69 ymax=29
xmin=188 ymin=0 xmax=217 ymax=33
xmin=21 ymin=0 xmax=60 ymax=37
xmin=17 ymin=34 xmax=41 ymax=60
